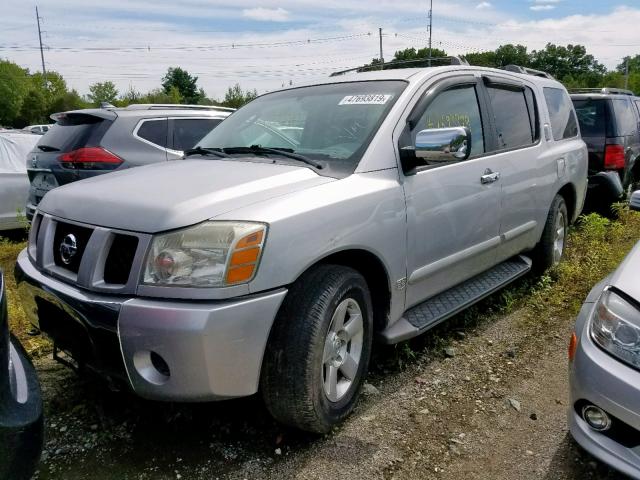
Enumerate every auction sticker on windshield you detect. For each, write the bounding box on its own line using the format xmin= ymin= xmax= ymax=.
xmin=339 ymin=94 xmax=393 ymax=105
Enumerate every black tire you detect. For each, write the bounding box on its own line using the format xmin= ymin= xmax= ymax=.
xmin=532 ymin=194 xmax=568 ymax=273
xmin=261 ymin=264 xmax=373 ymax=433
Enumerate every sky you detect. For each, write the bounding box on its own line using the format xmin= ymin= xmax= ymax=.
xmin=2 ymin=0 xmax=640 ymax=100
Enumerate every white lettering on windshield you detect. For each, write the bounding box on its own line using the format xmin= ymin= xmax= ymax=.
xmin=339 ymin=94 xmax=393 ymax=106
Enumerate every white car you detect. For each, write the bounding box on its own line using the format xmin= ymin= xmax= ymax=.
xmin=22 ymin=125 xmax=54 ymax=135
xmin=0 ymin=131 xmax=40 ymax=230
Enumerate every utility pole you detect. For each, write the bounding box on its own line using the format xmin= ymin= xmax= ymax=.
xmin=36 ymin=6 xmax=47 ymax=85
xmin=428 ymin=0 xmax=433 ymax=67
xmin=625 ymin=57 xmax=630 ymax=90
xmin=379 ymin=27 xmax=384 ymax=70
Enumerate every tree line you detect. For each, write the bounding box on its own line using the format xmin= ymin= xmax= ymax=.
xmin=369 ymin=43 xmax=640 ymax=91
xmin=0 ymin=63 xmax=257 ymax=128
xmin=2 ymin=42 xmax=640 ymax=128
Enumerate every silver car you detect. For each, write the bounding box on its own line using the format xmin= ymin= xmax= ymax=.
xmin=15 ymin=65 xmax=587 ymax=433
xmin=569 ymin=191 xmax=640 ymax=479
xmin=26 ymin=104 xmax=232 ymax=220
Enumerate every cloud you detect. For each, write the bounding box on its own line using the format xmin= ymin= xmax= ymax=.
xmin=530 ymin=4 xmax=555 ymax=11
xmin=476 ymin=2 xmax=492 ymax=9
xmin=242 ymin=7 xmax=290 ymax=21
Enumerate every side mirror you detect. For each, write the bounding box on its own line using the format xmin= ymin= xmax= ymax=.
xmin=631 ymin=190 xmax=640 ymax=212
xmin=414 ymin=127 xmax=471 ymax=163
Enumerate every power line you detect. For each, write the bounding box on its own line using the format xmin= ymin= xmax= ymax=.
xmin=0 ymin=32 xmax=373 ymax=53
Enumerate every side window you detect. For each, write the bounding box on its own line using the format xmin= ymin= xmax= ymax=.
xmin=611 ymin=99 xmax=637 ymax=136
xmin=486 ymin=86 xmax=535 ymax=150
xmin=634 ymin=100 xmax=640 ymax=118
xmin=413 ymin=85 xmax=485 ymax=158
xmin=543 ymin=87 xmax=578 ymax=140
xmin=171 ymin=118 xmax=222 ymax=151
xmin=137 ymin=119 xmax=168 ymax=148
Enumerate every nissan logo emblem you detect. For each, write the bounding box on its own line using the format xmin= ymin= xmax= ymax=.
xmin=59 ymin=234 xmax=78 ymax=265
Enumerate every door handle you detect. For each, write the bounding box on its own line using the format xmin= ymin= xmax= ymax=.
xmin=480 ymin=169 xmax=501 ymax=184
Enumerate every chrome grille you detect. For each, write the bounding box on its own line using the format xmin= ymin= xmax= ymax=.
xmin=31 ymin=213 xmax=152 ymax=294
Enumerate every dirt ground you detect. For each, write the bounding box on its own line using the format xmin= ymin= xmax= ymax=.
xmin=31 ymin=291 xmax=623 ymax=480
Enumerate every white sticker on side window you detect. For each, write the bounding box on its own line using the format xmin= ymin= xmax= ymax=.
xmin=339 ymin=94 xmax=393 ymax=105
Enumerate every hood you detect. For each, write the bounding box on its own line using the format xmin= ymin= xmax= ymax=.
xmin=38 ymin=159 xmax=335 ymax=233
xmin=609 ymin=241 xmax=640 ymax=302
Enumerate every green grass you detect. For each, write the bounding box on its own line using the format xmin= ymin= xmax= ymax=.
xmin=0 ymin=232 xmax=52 ymax=356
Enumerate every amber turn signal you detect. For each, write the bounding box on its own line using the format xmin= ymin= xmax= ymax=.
xmin=568 ymin=332 xmax=578 ymax=361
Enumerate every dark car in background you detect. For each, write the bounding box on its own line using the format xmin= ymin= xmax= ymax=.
xmin=0 ymin=271 xmax=43 ymax=480
xmin=570 ymin=88 xmax=640 ymax=210
xmin=26 ymin=104 xmax=233 ymax=219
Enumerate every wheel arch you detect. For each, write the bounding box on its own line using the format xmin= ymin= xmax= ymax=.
xmin=293 ymin=248 xmax=392 ymax=334
xmin=557 ymin=182 xmax=578 ymax=224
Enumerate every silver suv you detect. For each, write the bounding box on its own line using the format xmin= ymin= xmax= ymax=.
xmin=15 ymin=65 xmax=587 ymax=433
xmin=26 ymin=104 xmax=232 ymax=219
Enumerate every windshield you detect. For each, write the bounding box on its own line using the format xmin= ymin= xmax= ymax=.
xmin=197 ymin=80 xmax=407 ymax=174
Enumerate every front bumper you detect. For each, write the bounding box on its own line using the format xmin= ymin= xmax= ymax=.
xmin=569 ymin=301 xmax=640 ymax=479
xmin=15 ymin=249 xmax=287 ymax=401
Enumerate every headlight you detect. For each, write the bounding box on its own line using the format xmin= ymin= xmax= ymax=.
xmin=590 ymin=288 xmax=640 ymax=369
xmin=143 ymin=221 xmax=267 ymax=288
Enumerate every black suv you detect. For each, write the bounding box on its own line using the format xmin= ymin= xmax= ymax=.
xmin=26 ymin=104 xmax=232 ymax=220
xmin=571 ymin=88 xmax=640 ymax=208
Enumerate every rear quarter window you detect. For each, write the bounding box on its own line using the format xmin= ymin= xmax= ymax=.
xmin=136 ymin=119 xmax=169 ymax=148
xmin=543 ymin=87 xmax=578 ymax=141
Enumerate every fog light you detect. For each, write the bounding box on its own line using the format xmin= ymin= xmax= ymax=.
xmin=582 ymin=405 xmax=612 ymax=431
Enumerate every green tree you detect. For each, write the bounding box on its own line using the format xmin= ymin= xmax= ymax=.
xmin=0 ymin=59 xmax=31 ymax=126
xmin=530 ymin=43 xmax=605 ymax=82
xmin=87 ymin=81 xmax=119 ymax=106
xmin=16 ymin=88 xmax=47 ymax=126
xmin=161 ymin=67 xmax=202 ymax=103
xmin=221 ymin=83 xmax=258 ymax=108
xmin=616 ymin=55 xmax=640 ymax=74
xmin=49 ymin=89 xmax=88 ymax=113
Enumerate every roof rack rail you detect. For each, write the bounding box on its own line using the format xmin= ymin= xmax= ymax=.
xmin=503 ymin=65 xmax=554 ymax=79
xmin=124 ymin=104 xmax=236 ymax=112
xmin=568 ymin=87 xmax=634 ymax=96
xmin=330 ymin=56 xmax=470 ymax=77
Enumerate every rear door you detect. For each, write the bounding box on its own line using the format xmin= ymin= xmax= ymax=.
xmin=481 ymin=75 xmax=547 ymax=261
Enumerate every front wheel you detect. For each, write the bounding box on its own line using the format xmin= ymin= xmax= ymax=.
xmin=261 ymin=265 xmax=373 ymax=433
xmin=532 ymin=194 xmax=568 ymax=273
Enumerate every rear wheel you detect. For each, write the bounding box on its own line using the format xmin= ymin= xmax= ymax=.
xmin=261 ymin=265 xmax=373 ymax=433
xmin=532 ymin=194 xmax=568 ymax=273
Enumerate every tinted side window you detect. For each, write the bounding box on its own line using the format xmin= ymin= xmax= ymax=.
xmin=543 ymin=87 xmax=578 ymax=140
xmin=171 ymin=118 xmax=222 ymax=151
xmin=634 ymin=100 xmax=640 ymax=117
xmin=137 ymin=119 xmax=168 ymax=147
xmin=487 ymin=87 xmax=534 ymax=149
xmin=414 ymin=85 xmax=485 ymax=158
xmin=611 ymin=99 xmax=637 ymax=136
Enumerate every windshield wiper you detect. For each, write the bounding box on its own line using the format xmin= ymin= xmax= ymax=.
xmin=37 ymin=145 xmax=60 ymax=152
xmin=183 ymin=146 xmax=230 ymax=158
xmin=222 ymin=145 xmax=323 ymax=169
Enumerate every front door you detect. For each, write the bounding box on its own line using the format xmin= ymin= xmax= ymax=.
xmin=402 ymin=78 xmax=502 ymax=309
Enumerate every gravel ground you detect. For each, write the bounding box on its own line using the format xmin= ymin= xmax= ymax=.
xmin=31 ymin=283 xmax=624 ymax=480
